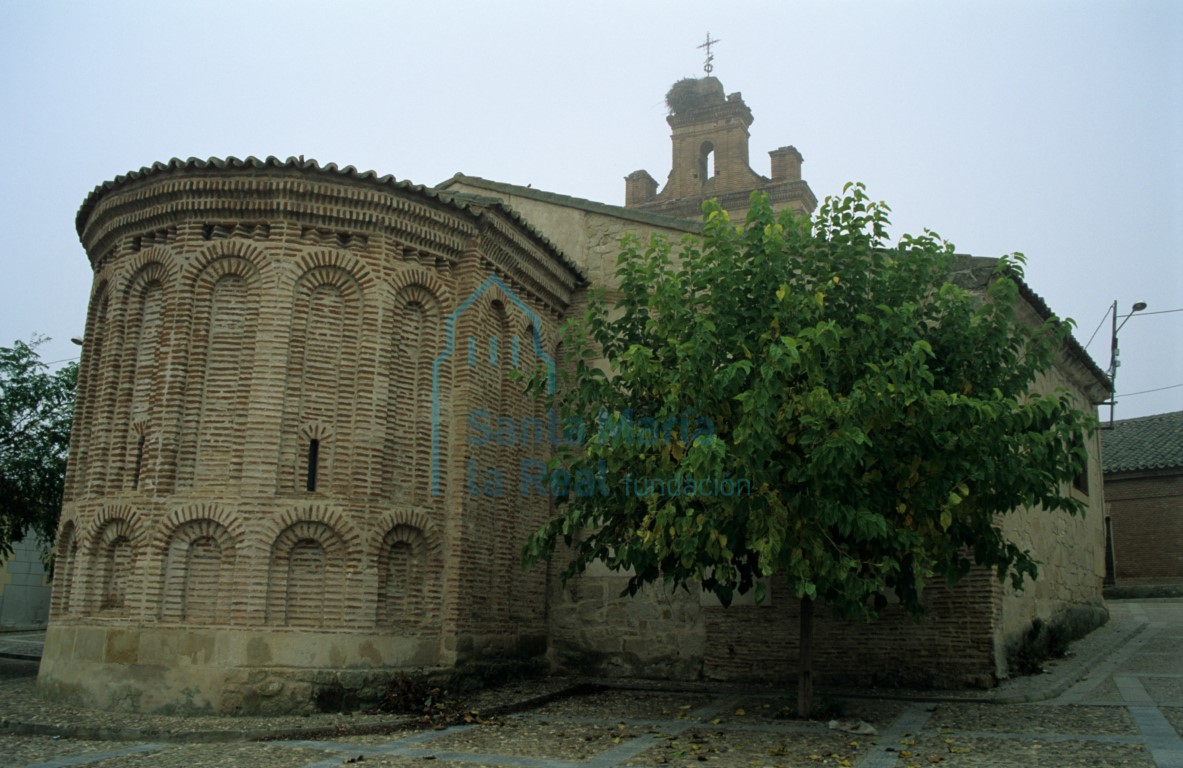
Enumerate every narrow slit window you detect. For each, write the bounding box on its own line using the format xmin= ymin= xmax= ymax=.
xmin=306 ymin=438 xmax=320 ymax=492
xmin=1071 ymin=437 xmax=1089 ymax=495
xmin=132 ymin=436 xmax=145 ymax=489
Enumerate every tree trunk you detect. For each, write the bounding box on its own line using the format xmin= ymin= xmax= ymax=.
xmin=798 ymin=595 xmax=814 ymax=718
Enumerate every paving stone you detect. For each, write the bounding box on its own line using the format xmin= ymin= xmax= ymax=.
xmin=927 ymin=703 xmax=1141 ymax=736
xmin=0 ymin=735 xmax=149 ymax=766
xmin=897 ymin=734 xmax=1154 ymax=768
xmin=1162 ymin=706 xmax=1183 ymax=735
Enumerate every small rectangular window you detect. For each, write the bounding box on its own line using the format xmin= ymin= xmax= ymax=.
xmin=306 ymin=439 xmax=320 ymax=492
xmin=132 ymin=436 xmax=145 ymax=490
xmin=1072 ymin=439 xmax=1089 ymax=496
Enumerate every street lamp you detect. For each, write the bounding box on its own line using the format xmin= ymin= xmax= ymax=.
xmin=1107 ymin=300 xmax=1148 ymax=427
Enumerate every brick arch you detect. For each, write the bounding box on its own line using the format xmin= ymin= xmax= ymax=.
xmin=281 ymin=262 xmax=366 ymax=494
xmin=264 ymin=508 xmax=356 ymax=628
xmin=117 ymin=256 xmax=176 ymax=308
xmin=70 ymin=280 xmax=113 ymax=497
xmin=51 ymin=520 xmax=81 ymax=617
xmin=375 ymin=523 xmax=440 ymax=631
xmin=366 ymin=509 xmax=441 ymax=560
xmin=259 ymin=504 xmax=363 ymax=553
xmin=293 ymin=249 xmax=373 ymax=296
xmin=461 ymin=284 xmax=554 ymax=374
xmin=152 ymin=503 xmax=247 ymax=553
xmin=296 ymin=421 xmax=336 ymax=441
xmin=183 ymin=240 xmax=269 ymax=285
xmin=83 ymin=505 xmax=146 ymax=552
xmin=392 ymin=283 xmax=444 ymax=320
xmin=389 ymin=267 xmax=452 ymax=307
xmin=84 ymin=507 xmax=144 ymax=616
xmin=190 ymin=257 xmax=262 ymax=296
xmin=157 ymin=515 xmax=238 ymax=624
xmin=112 ymin=261 xmax=173 ymax=493
xmin=175 ymin=251 xmax=263 ymax=490
xmin=387 ymin=283 xmax=445 ymax=503
xmin=540 ymin=324 xmax=563 ymax=362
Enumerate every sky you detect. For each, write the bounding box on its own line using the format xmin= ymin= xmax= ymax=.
xmin=1 ymin=0 xmax=1180 ymax=420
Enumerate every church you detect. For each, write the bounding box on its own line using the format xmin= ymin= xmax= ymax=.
xmin=38 ymin=72 xmax=1110 ymax=713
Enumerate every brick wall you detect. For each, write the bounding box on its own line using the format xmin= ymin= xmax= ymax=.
xmin=1106 ymin=470 xmax=1183 ymax=582
xmin=41 ymin=159 xmax=583 ymax=713
xmin=702 ymin=570 xmax=1001 ymax=688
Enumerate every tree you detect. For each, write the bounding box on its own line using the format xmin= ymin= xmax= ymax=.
xmin=0 ymin=338 xmax=77 ymax=560
xmin=522 ymin=185 xmax=1094 ymax=716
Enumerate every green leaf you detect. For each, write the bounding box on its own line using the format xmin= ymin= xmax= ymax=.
xmin=521 ymin=187 xmax=1094 ymax=637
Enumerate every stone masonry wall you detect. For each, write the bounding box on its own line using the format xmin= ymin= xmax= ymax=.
xmin=992 ymin=340 xmax=1109 ymax=674
xmin=439 ymin=178 xmax=1109 ymax=690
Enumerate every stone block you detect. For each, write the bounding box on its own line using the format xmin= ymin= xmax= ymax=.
xmin=104 ymin=629 xmax=140 ymax=664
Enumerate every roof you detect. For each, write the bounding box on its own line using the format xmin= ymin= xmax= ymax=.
xmin=949 ymin=256 xmax=1110 ymax=394
xmin=75 ymin=156 xmax=586 ymax=283
xmin=1101 ymin=410 xmax=1183 ymax=474
xmin=448 ymin=175 xmax=1107 ymax=397
xmin=436 ymin=173 xmax=703 ymax=234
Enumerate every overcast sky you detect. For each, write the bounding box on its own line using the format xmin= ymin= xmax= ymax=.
xmin=2 ymin=1 xmax=1179 ymax=420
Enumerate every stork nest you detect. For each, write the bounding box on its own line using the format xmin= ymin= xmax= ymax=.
xmin=665 ymin=77 xmax=724 ymax=115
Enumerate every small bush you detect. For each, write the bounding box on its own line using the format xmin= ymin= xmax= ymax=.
xmin=1006 ymin=609 xmax=1098 ymax=677
xmin=370 ymin=673 xmax=478 ymax=727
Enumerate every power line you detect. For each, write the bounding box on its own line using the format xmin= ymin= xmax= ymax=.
xmin=1084 ymin=306 xmax=1182 ymax=351
xmin=1083 ymin=305 xmax=1112 ymax=350
xmin=1118 ymin=383 xmax=1183 ymax=397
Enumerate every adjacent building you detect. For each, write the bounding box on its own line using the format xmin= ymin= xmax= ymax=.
xmin=1102 ymin=410 xmax=1183 ymax=584
xmin=0 ymin=536 xmax=51 ymax=628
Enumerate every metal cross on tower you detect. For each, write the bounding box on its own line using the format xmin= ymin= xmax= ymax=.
xmin=698 ymin=33 xmax=719 ymax=75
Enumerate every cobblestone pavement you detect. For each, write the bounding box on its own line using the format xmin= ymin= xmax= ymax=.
xmin=1 ymin=598 xmax=1181 ymax=768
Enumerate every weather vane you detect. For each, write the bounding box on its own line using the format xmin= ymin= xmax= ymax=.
xmin=698 ymin=32 xmax=719 ymax=75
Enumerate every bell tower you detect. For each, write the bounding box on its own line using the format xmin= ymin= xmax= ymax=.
xmin=624 ymin=39 xmax=816 ymax=220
